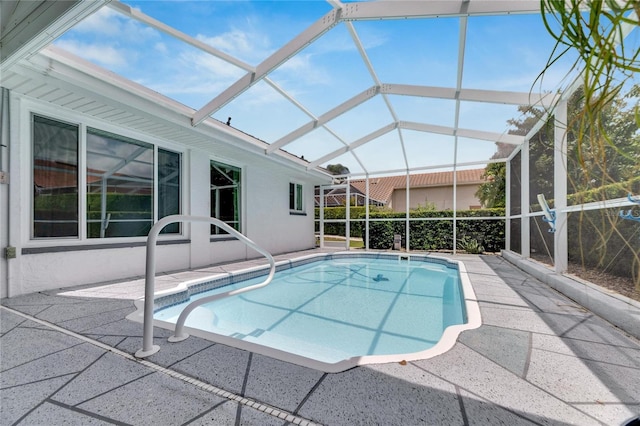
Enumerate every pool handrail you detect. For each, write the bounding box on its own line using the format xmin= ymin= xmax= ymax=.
xmin=135 ymin=214 xmax=275 ymax=358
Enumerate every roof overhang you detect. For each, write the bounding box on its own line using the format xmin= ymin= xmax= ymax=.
xmin=0 ymin=1 xmax=108 ymax=75
xmin=5 ymin=45 xmax=333 ymax=183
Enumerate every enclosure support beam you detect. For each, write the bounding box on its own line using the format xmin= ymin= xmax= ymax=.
xmin=405 ymin=172 xmax=410 ymax=252
xmin=192 ymin=8 xmax=341 ymax=126
xmin=307 ymin=122 xmax=397 ymax=169
xmin=340 ymin=1 xmax=541 ymax=21
xmin=346 ymin=178 xmax=351 ymax=251
xmin=365 ymin=176 xmax=370 ymax=251
xmin=505 ymin=161 xmax=511 ymax=251
xmin=400 ymin=121 xmax=524 ymax=145
xmin=319 ymin=185 xmax=325 ymax=249
xmin=521 ymin=138 xmax=530 ymax=258
xmin=554 ymin=100 xmax=568 ymax=273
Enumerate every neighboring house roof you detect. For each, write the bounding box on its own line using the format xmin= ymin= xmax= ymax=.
xmin=350 ymin=168 xmax=486 ymax=205
xmin=314 ymin=185 xmax=370 ymax=207
xmin=315 ymin=168 xmax=486 ymax=207
xmin=33 ymin=159 xmax=152 ymax=194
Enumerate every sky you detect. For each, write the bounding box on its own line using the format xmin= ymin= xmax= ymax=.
xmin=53 ymin=0 xmax=586 ymax=177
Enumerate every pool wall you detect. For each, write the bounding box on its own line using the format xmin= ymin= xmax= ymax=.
xmin=128 ymin=252 xmax=482 ymax=372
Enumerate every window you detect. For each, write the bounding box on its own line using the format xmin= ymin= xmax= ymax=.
xmin=32 ymin=115 xmax=181 ymax=240
xmin=87 ymin=128 xmax=154 ymax=238
xmin=158 ymin=149 xmax=181 ymax=234
xmin=32 ymin=115 xmax=79 ymax=238
xmin=210 ymin=160 xmax=241 ymax=235
xmin=290 ymin=182 xmax=303 ymax=212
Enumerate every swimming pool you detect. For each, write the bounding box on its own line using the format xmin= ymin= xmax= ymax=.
xmin=140 ymin=253 xmax=481 ymax=372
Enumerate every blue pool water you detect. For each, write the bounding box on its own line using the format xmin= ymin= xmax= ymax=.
xmin=154 ymin=256 xmax=467 ymax=365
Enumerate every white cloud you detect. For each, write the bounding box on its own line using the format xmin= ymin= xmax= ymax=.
xmin=154 ymin=42 xmax=168 ymax=54
xmin=68 ymin=6 xmax=159 ymax=43
xmin=277 ymin=53 xmax=331 ymax=86
xmin=54 ymin=40 xmax=128 ymax=68
xmin=198 ymin=30 xmax=250 ymax=55
xmin=180 ymin=50 xmax=246 ymax=79
xmin=70 ymin=7 xmax=122 ymax=36
xmin=196 ymin=27 xmax=272 ymax=64
xmin=136 ymin=49 xmax=248 ymax=106
xmin=239 ymin=81 xmax=287 ymax=107
xmin=196 ymin=25 xmax=334 ymax=89
xmin=137 ymin=26 xmax=282 ymax=104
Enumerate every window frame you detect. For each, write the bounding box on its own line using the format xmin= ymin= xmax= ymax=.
xmin=31 ymin=114 xmax=80 ymax=239
xmin=210 ymin=159 xmax=243 ymax=237
xmin=157 ymin=147 xmax=182 ymax=235
xmin=28 ymin=108 xmax=184 ymax=243
xmin=289 ymin=182 xmax=305 ymax=214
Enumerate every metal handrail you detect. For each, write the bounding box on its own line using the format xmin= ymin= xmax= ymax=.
xmin=135 ymin=215 xmax=275 ymax=358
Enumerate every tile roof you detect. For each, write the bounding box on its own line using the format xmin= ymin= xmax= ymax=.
xmin=350 ymin=168 xmax=486 ymax=204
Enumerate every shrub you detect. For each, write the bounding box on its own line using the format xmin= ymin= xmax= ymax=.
xmin=457 ymin=237 xmax=485 ymax=254
xmin=316 ymin=207 xmax=505 ymax=252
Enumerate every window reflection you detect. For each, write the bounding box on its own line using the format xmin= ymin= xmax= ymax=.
xmin=86 ymin=128 xmax=153 ymax=238
xmin=210 ymin=161 xmax=241 ymax=235
xmin=32 ymin=115 xmax=79 ymax=238
xmin=159 ymin=149 xmax=181 ymax=234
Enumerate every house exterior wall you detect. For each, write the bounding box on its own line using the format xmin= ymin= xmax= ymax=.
xmin=390 ymin=184 xmax=481 ymax=211
xmin=244 ymin=167 xmax=316 ymax=255
xmin=3 ymin=92 xmax=325 ymax=297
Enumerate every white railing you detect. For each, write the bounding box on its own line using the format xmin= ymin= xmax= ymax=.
xmin=135 ymin=215 xmax=275 ymax=358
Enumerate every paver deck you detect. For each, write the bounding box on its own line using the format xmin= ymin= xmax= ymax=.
xmin=2 ymin=252 xmax=639 ymax=425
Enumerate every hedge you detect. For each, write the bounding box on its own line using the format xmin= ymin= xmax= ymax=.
xmin=316 ymin=207 xmax=505 ymax=252
xmin=567 ymin=176 xmax=640 ymax=205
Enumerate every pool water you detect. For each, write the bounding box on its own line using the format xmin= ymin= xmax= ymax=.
xmin=154 ymin=256 xmax=469 ymax=366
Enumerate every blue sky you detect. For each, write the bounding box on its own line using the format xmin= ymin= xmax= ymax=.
xmin=54 ymin=1 xmax=583 ymax=176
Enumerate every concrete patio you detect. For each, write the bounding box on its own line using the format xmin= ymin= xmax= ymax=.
xmin=2 ymin=252 xmax=639 ymax=425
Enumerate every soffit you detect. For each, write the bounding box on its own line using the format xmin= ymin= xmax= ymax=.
xmin=0 ymin=1 xmax=106 ymax=72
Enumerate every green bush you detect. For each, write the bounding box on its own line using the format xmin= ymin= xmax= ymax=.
xmin=87 ymin=193 xmax=152 ymax=213
xmin=458 ymin=237 xmax=485 ymax=254
xmin=316 ymin=207 xmax=505 ymax=252
xmin=567 ymin=176 xmax=640 ymax=205
xmin=34 ymin=193 xmax=78 ymax=211
xmin=316 ymin=206 xmax=377 ymax=237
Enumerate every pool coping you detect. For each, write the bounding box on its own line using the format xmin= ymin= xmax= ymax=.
xmin=126 ymin=251 xmax=482 ymax=373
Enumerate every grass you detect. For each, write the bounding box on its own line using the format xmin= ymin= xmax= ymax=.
xmin=318 ymin=236 xmax=365 ymax=248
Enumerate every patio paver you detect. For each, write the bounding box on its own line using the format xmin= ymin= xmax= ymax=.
xmin=2 ymin=252 xmax=639 ymax=425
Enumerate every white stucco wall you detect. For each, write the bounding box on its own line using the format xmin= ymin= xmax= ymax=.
xmin=4 ymin=93 xmax=328 ymax=297
xmin=17 ymin=244 xmax=190 ymax=295
xmin=243 ymin=166 xmax=316 ymax=255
